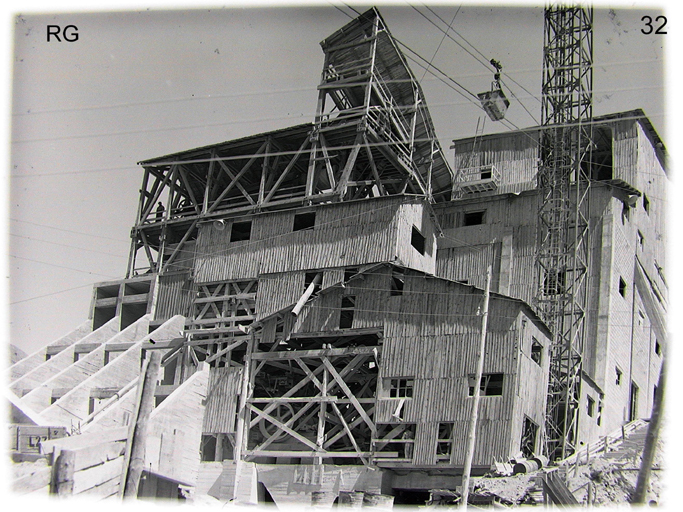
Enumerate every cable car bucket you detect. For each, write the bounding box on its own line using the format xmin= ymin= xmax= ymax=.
xmin=478 ymin=59 xmax=510 ymax=121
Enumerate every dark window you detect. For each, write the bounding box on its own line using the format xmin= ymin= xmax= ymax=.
xmin=230 ymin=220 xmax=252 ymax=242
xmin=587 ymin=396 xmax=595 ymax=417
xmin=629 ymin=381 xmax=639 ymax=422
xmin=339 ymin=295 xmax=355 ymax=329
xmin=391 ymin=268 xmax=405 ymax=296
xmin=436 ymin=422 xmax=454 ymax=460
xmin=304 ymin=272 xmax=321 ymax=294
xmin=389 ymin=378 xmax=414 ymax=398
xmin=468 ymin=373 xmax=504 ymax=396
xmin=531 ymin=338 xmax=543 ymax=365
xmin=619 ymin=277 xmax=627 ymax=298
xmin=655 ymin=340 xmax=662 ymax=356
xmin=622 ymin=203 xmax=631 ymax=224
xmin=637 ymin=230 xmax=645 ymax=249
xmin=411 ymin=226 xmax=426 ymax=255
xmin=480 ymin=168 xmax=492 ymax=180
xmin=520 ymin=417 xmax=538 ymax=458
xmin=616 ymin=367 xmax=622 ymax=386
xmin=293 ymin=212 xmax=316 ymax=231
xmin=463 ymin=210 xmax=486 ymax=226
xmin=643 ymin=194 xmax=650 ymax=214
xmin=344 ymin=267 xmax=359 ymax=282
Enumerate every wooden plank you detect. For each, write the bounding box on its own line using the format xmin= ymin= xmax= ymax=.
xmin=246 ymin=450 xmax=372 ymax=458
xmin=73 ymin=456 xmax=125 ymax=495
xmin=41 ymin=426 xmax=128 ymax=455
xmin=322 ymin=357 xmax=376 ymax=432
xmin=73 ymin=440 xmax=126 ymax=472
xmin=251 ymin=345 xmax=378 ymax=361
xmin=12 ymin=465 xmax=51 ymax=495
xmin=247 ymin=404 xmax=320 ymax=452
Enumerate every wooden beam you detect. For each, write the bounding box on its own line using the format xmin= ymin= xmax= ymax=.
xmin=263 ymin=137 xmax=311 ymax=204
xmin=322 ymin=357 xmax=375 ymax=433
xmin=251 ymin=345 xmax=378 ymax=361
xmin=216 ymin=159 xmax=256 ymax=206
xmin=247 ymin=404 xmax=320 ymax=451
xmin=207 ymin=140 xmax=268 ymax=214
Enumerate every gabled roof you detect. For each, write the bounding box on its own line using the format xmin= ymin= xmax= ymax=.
xmin=252 ymin=261 xmax=551 ymax=338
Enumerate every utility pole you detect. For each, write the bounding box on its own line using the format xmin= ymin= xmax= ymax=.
xmin=633 ymin=356 xmax=666 ymax=503
xmin=461 ymin=265 xmax=491 ymax=507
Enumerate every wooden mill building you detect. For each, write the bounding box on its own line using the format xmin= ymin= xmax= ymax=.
xmin=8 ymin=8 xmax=666 ymax=505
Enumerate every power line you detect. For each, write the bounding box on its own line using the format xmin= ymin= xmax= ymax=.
xmin=9 ymin=233 xmax=129 ymax=259
xmin=10 ymin=218 xmax=130 ymax=242
xmin=10 ymin=282 xmax=96 ymax=306
xmin=10 ymin=254 xmax=118 ymax=279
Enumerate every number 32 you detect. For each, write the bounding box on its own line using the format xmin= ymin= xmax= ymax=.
xmin=641 ymin=15 xmax=667 ymax=35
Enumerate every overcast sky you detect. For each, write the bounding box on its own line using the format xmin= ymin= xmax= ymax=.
xmin=7 ymin=1 xmax=671 ymax=356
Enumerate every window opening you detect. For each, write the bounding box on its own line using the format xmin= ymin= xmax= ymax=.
xmin=637 ymin=230 xmax=645 ymax=250
xmin=293 ymin=212 xmax=316 ymax=231
xmin=520 ymin=417 xmax=538 ymax=458
xmin=411 ymin=226 xmax=426 ymax=255
xmin=655 ymin=340 xmax=662 ymax=356
xmin=468 ymin=373 xmax=504 ymax=396
xmin=339 ymin=295 xmax=355 ymax=329
xmin=619 ymin=277 xmax=627 ymax=298
xmin=389 ymin=378 xmax=414 ymax=399
xmin=344 ymin=267 xmax=359 ymax=282
xmin=531 ymin=338 xmax=543 ymax=365
xmin=436 ymin=422 xmax=454 ymax=461
xmin=629 ymin=381 xmax=639 ymax=422
xmin=230 ymin=220 xmax=252 ymax=242
xmin=391 ymin=267 xmax=405 ymax=296
xmin=304 ymin=272 xmax=321 ymax=294
xmin=463 ymin=210 xmax=486 ymax=226
xmin=615 ymin=367 xmax=622 ymax=386
xmin=587 ymin=395 xmax=595 ymax=417
xmin=643 ymin=194 xmax=650 ymax=214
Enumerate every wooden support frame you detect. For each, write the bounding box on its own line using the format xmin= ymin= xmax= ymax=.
xmin=242 ymin=337 xmax=380 ymax=462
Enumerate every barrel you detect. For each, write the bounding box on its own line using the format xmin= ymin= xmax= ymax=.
xmin=513 ymin=459 xmax=540 ymax=474
xmin=338 ymin=491 xmax=364 ymax=508
xmin=531 ymin=455 xmax=549 ymax=469
xmin=362 ymin=493 xmax=394 ymax=510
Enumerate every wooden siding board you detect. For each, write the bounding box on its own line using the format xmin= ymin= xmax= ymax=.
xmin=203 ymin=367 xmax=242 ymax=433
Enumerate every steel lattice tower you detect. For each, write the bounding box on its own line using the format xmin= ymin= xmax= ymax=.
xmin=535 ymin=5 xmax=593 ymax=460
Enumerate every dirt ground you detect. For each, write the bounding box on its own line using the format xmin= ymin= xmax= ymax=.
xmin=470 ymin=435 xmax=664 ymax=506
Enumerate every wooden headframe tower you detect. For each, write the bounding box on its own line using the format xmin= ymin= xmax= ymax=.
xmin=126 ymin=8 xmax=451 ymax=282
xmin=535 ymin=4 xmax=593 ymax=460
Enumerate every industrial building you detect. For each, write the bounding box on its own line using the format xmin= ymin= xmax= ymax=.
xmin=8 ymin=6 xmax=666 ymax=506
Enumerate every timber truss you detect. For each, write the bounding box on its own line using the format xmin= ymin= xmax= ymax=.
xmin=244 ymin=327 xmax=381 ymax=464
xmin=126 ymin=8 xmax=452 ymax=277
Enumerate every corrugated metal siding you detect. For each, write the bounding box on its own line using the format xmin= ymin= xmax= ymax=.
xmin=203 ymin=366 xmax=243 ymax=433
xmin=287 ymin=271 xmax=545 ymax=466
xmin=154 ymin=272 xmax=195 ymax=322
xmin=453 ymin=131 xmax=539 ymax=196
xmin=194 ymin=198 xmax=409 ymax=283
xmin=612 ymin=119 xmax=639 ymax=186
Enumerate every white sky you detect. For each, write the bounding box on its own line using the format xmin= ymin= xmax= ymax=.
xmin=5 ymin=0 xmax=673 ymax=355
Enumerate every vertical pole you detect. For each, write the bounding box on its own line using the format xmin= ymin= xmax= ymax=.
xmin=234 ymin=330 xmax=255 ymax=463
xmin=460 ymin=265 xmax=492 ymax=508
xmin=123 ymin=350 xmax=162 ymax=499
xmin=315 ymin=368 xmax=328 ymax=464
xmin=633 ymin=356 xmax=666 ymax=503
xmin=51 ymin=449 xmax=76 ymax=496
